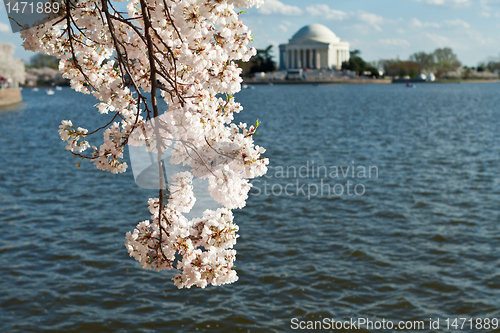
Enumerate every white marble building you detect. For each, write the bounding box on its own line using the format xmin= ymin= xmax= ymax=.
xmin=279 ymin=24 xmax=350 ymax=70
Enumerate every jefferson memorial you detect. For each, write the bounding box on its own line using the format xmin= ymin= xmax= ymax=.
xmin=279 ymin=24 xmax=350 ymax=70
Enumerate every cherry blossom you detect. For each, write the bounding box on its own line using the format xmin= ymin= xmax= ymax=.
xmin=21 ymin=0 xmax=268 ymax=288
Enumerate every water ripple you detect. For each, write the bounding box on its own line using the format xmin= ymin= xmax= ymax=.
xmin=1 ymin=84 xmax=500 ymax=332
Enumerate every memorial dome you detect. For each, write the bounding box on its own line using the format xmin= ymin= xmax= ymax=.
xmin=289 ymin=24 xmax=340 ymax=44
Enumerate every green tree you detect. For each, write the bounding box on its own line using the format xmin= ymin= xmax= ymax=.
xmin=381 ymin=48 xmax=460 ymax=78
xmin=341 ymin=50 xmax=379 ymax=77
xmin=483 ymin=58 xmax=500 ymax=72
xmin=379 ymin=59 xmax=397 ymax=76
xmin=249 ymin=45 xmax=276 ymax=73
xmin=488 ymin=63 xmax=500 ymax=74
xmin=29 ymin=53 xmax=59 ymax=69
xmin=409 ymin=68 xmax=418 ymax=78
xmin=433 ymin=48 xmax=461 ymax=75
xmin=379 ymin=60 xmax=419 ymax=77
xmin=409 ymin=51 xmax=435 ymax=73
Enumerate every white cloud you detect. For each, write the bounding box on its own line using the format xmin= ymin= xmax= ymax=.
xmin=445 ymin=19 xmax=470 ymax=28
xmin=349 ymin=39 xmax=362 ymax=49
xmin=356 ymin=11 xmax=384 ymax=31
xmin=258 ymin=0 xmax=302 ymax=15
xmin=410 ymin=18 xmax=470 ymax=30
xmin=379 ymin=38 xmax=411 ymax=47
xmin=425 ymin=33 xmax=452 ymax=46
xmin=480 ymin=0 xmax=492 ymax=10
xmin=278 ymin=24 xmax=288 ymax=32
xmin=425 ymin=33 xmax=463 ymax=49
xmin=304 ymin=6 xmax=385 ymax=33
xmin=0 ymin=23 xmax=10 ymax=33
xmin=267 ymin=40 xmax=280 ymax=51
xmin=306 ymin=4 xmax=347 ymax=20
xmin=410 ymin=18 xmax=441 ymax=28
xmin=417 ymin=0 xmax=471 ymax=7
xmin=479 ymin=0 xmax=500 ymax=16
xmin=396 ymin=28 xmax=405 ymax=34
xmin=464 ymin=29 xmax=495 ymax=45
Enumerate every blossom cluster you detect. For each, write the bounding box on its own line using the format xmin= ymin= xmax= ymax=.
xmin=58 ymin=120 xmax=90 ymax=153
xmin=21 ymin=0 xmax=268 ymax=288
xmin=126 ymin=174 xmax=240 ymax=288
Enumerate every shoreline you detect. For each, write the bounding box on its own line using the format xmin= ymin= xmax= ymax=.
xmin=243 ymin=78 xmax=500 ymax=85
xmin=243 ymin=78 xmax=392 ymax=85
xmin=0 ymin=88 xmax=22 ymax=106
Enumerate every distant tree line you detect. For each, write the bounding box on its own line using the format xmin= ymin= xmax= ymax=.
xmin=477 ymin=58 xmax=500 ymax=73
xmin=28 ymin=47 xmax=500 ymax=80
xmin=28 ymin=53 xmax=59 ymax=69
xmin=379 ymin=48 xmax=461 ymax=78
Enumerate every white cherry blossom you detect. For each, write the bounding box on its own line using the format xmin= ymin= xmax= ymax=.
xmin=22 ymin=0 xmax=269 ymax=288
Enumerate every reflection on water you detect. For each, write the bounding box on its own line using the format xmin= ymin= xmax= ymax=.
xmin=1 ymin=83 xmax=499 ymax=332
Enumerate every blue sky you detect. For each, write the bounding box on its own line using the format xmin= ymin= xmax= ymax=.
xmin=1 ymin=0 xmax=500 ymax=66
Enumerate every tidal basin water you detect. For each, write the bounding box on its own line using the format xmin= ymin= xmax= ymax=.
xmin=1 ymin=82 xmax=500 ymax=332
